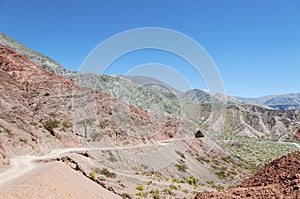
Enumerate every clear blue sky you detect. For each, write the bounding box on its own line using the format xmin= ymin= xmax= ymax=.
xmin=1 ymin=0 xmax=299 ymax=97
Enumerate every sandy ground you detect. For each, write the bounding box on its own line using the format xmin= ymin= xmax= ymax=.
xmin=0 ymin=161 xmax=121 ymax=199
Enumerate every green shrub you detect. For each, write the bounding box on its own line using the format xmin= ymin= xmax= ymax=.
xmin=44 ymin=119 xmax=60 ymax=132
xmin=169 ymin=184 xmax=178 ymax=190
xmin=184 ymin=176 xmax=198 ymax=186
xmin=135 ymin=192 xmax=145 ymax=198
xmin=182 ymin=189 xmax=189 ymax=194
xmin=206 ymin=180 xmax=214 ymax=185
xmin=214 ymin=184 xmax=224 ymax=191
xmin=89 ymin=171 xmax=96 ymax=180
xmin=192 ymin=190 xmax=198 ymax=195
xmin=100 ymin=168 xmax=116 ymax=178
xmin=150 ymin=189 xmax=160 ymax=199
xmin=172 ymin=178 xmax=181 ymax=183
xmin=162 ymin=188 xmax=174 ymax=195
xmin=97 ymin=175 xmax=106 ymax=181
xmin=196 ymin=156 xmax=210 ymax=163
xmin=215 ymin=171 xmax=226 ymax=180
xmin=136 ymin=185 xmax=144 ymax=191
xmin=175 ymin=151 xmax=186 ymax=159
xmin=62 ymin=121 xmax=72 ymax=128
xmin=175 ymin=163 xmax=187 ymax=172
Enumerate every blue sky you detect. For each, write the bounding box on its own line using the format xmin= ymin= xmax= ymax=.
xmin=1 ymin=0 xmax=299 ymax=97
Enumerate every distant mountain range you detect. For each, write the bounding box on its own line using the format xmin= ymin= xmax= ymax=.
xmin=1 ymin=32 xmax=300 ymax=142
xmin=1 ymin=32 xmax=300 ymax=111
xmin=237 ymin=94 xmax=300 ymax=110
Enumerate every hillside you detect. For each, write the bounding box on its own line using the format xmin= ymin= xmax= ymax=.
xmin=0 ymin=34 xmax=299 ymax=198
xmin=0 ymin=44 xmax=254 ymax=198
xmin=195 ymin=150 xmax=300 ymax=198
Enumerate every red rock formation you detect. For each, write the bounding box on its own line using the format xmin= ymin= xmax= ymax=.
xmin=294 ymin=129 xmax=300 ymax=141
xmin=195 ymin=151 xmax=300 ymax=198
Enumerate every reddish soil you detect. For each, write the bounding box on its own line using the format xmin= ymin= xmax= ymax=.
xmin=195 ymin=151 xmax=300 ymax=199
xmin=294 ymin=129 xmax=300 ymax=141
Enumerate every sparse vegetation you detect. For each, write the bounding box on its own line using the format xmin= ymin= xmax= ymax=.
xmin=182 ymin=189 xmax=189 ymax=194
xmin=169 ymin=184 xmax=178 ymax=190
xmin=172 ymin=178 xmax=181 ymax=183
xmin=0 ymin=125 xmax=14 ymax=136
xmin=97 ymin=121 xmax=106 ymax=129
xmin=175 ymin=150 xmax=186 ymax=159
xmin=184 ymin=176 xmax=198 ymax=186
xmin=206 ymin=180 xmax=214 ymax=185
xmin=90 ymin=132 xmax=102 ymax=141
xmin=77 ymin=118 xmax=95 ymax=138
xmin=97 ymin=175 xmax=106 ymax=181
xmin=136 ymin=185 xmax=144 ymax=191
xmin=62 ymin=121 xmax=72 ymax=129
xmin=214 ymin=184 xmax=225 ymax=191
xmin=107 ymin=156 xmax=117 ymax=162
xmin=44 ymin=119 xmax=60 ymax=132
xmin=196 ymin=155 xmax=210 ymax=163
xmin=213 ymin=131 xmax=299 ymax=173
xmin=162 ymin=188 xmax=174 ymax=195
xmin=150 ymin=189 xmax=160 ymax=199
xmin=175 ymin=163 xmax=187 ymax=172
xmin=89 ymin=171 xmax=96 ymax=180
xmin=135 ymin=192 xmax=145 ymax=198
xmin=100 ymin=168 xmax=116 ymax=178
xmin=215 ymin=171 xmax=226 ymax=180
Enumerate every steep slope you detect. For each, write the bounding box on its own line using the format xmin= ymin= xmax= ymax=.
xmin=0 ymin=33 xmax=67 ymax=75
xmin=195 ymin=151 xmax=300 ymax=198
xmin=0 ymin=44 xmax=198 ymax=164
xmin=0 ymin=33 xmax=183 ymax=115
xmin=0 ymin=45 xmax=254 ymax=198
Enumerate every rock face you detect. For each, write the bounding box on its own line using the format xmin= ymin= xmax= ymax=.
xmin=0 ymin=45 xmax=80 ymax=164
xmin=195 ymin=151 xmax=300 ymax=198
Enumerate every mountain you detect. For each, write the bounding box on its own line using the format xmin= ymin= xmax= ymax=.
xmin=0 ymin=33 xmax=67 ymax=75
xmin=0 ymin=35 xmax=299 ymax=198
xmin=118 ymin=75 xmax=182 ymax=94
xmin=0 ymin=33 xmax=185 ymax=116
xmin=0 ymin=44 xmax=254 ymax=198
xmin=237 ymin=93 xmax=300 ymax=110
xmin=195 ymin=150 xmax=300 ymax=198
xmin=1 ymin=32 xmax=299 ymax=142
xmin=184 ymin=102 xmax=300 ymax=140
xmin=180 ymin=89 xmax=218 ymax=103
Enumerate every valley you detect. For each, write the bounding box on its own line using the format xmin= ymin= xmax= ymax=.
xmin=0 ymin=32 xmax=299 ymax=198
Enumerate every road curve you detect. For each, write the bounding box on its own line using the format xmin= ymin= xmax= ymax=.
xmin=0 ymin=140 xmax=182 ymax=185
